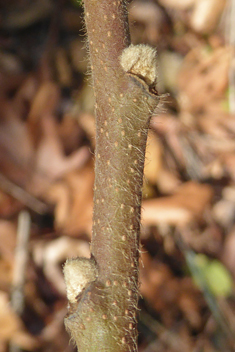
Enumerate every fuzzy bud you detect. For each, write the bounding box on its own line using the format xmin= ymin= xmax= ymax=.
xmin=63 ymin=257 xmax=98 ymax=303
xmin=120 ymin=44 xmax=157 ymax=86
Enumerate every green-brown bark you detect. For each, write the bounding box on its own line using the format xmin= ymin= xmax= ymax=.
xmin=64 ymin=1 xmax=159 ymax=351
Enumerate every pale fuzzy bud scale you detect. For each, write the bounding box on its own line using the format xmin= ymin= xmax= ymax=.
xmin=120 ymin=44 xmax=157 ymax=86
xmin=63 ymin=257 xmax=98 ymax=303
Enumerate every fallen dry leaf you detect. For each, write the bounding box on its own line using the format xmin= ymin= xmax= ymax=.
xmin=0 ymin=220 xmax=16 ymax=262
xmin=46 ymin=160 xmax=94 ymax=236
xmin=212 ymin=199 xmax=235 ymax=228
xmin=55 ymin=48 xmax=73 ymax=87
xmin=0 ymin=188 xmax=22 ymax=217
xmin=156 ymin=168 xmax=181 ymax=194
xmin=57 ymin=114 xmax=85 ymax=155
xmin=28 ymin=81 xmax=60 ymax=122
xmin=0 ymin=98 xmax=34 ymax=186
xmin=142 ymin=181 xmax=213 ymax=226
xmin=28 ymin=114 xmax=91 ymax=196
xmin=178 ymin=46 xmax=231 ymax=113
xmin=13 ymin=75 xmax=39 ymax=119
xmin=28 ymin=81 xmax=60 ymax=146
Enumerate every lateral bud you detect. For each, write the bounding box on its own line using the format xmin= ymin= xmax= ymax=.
xmin=120 ymin=44 xmax=158 ymax=88
xmin=63 ymin=256 xmax=98 ymax=304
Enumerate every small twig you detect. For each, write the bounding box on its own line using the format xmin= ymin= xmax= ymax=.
xmin=0 ymin=173 xmax=49 ymax=214
xmin=11 ymin=210 xmax=31 ymax=315
xmin=179 ymin=135 xmax=204 ymax=181
xmin=10 ymin=211 xmax=31 ymax=352
xmin=140 ymin=310 xmax=189 ymax=352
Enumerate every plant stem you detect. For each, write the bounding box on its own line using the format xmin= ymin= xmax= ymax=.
xmin=64 ymin=1 xmax=159 ymax=351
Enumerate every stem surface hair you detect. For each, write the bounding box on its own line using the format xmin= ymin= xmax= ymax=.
xmin=63 ymin=1 xmax=159 ymax=351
